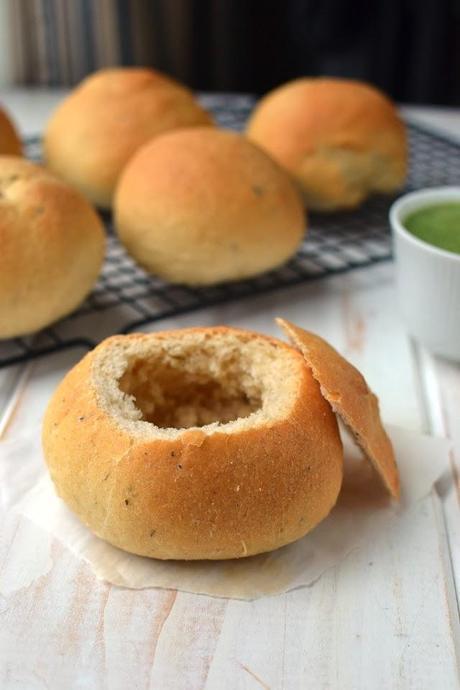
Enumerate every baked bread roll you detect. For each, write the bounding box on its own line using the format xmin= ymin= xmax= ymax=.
xmin=246 ymin=78 xmax=407 ymax=211
xmin=115 ymin=128 xmax=305 ymax=285
xmin=42 ymin=326 xmax=344 ymax=560
xmin=0 ymin=157 xmax=105 ymax=339
xmin=44 ymin=68 xmax=213 ymax=209
xmin=0 ymin=106 xmax=22 ymax=156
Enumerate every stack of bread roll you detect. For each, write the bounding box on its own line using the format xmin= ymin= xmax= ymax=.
xmin=0 ymin=68 xmax=407 ymax=339
xmin=1 ymin=71 xmax=402 ymax=562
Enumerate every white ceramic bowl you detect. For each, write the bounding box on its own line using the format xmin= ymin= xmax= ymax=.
xmin=390 ymin=186 xmax=460 ymax=361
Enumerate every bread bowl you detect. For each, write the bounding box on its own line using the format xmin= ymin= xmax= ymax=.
xmin=0 ymin=157 xmax=105 ymax=338
xmin=42 ymin=321 xmax=399 ymax=560
xmin=42 ymin=326 xmax=343 ymax=560
xmin=114 ymin=127 xmax=305 ymax=285
xmin=246 ymin=78 xmax=407 ymax=211
xmin=44 ymin=67 xmax=213 ymax=209
xmin=0 ymin=106 xmax=22 ymax=156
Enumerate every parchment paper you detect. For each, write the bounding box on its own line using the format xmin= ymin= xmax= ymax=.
xmin=0 ymin=425 xmax=450 ymax=600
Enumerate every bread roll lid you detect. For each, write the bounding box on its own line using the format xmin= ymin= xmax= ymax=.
xmin=277 ymin=318 xmax=399 ymax=498
xmin=0 ymin=107 xmax=22 ymax=156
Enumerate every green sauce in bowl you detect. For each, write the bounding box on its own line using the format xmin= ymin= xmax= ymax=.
xmin=404 ymin=202 xmax=460 ymax=254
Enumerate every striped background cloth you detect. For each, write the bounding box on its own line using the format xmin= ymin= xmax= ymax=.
xmin=7 ymin=0 xmax=193 ymax=87
xmin=6 ymin=1 xmax=456 ymax=104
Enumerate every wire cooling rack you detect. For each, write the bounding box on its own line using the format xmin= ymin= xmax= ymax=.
xmin=2 ymin=94 xmax=460 ymax=368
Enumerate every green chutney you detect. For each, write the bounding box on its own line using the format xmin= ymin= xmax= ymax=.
xmin=404 ymin=202 xmax=460 ymax=254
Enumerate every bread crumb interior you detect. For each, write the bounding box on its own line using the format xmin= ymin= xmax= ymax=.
xmin=119 ymin=358 xmax=261 ymax=428
xmin=93 ymin=330 xmax=301 ymax=439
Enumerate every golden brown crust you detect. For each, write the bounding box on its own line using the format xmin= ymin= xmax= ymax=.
xmin=0 ymin=157 xmax=105 ymax=338
xmin=277 ymin=318 xmax=400 ymax=498
xmin=115 ymin=127 xmax=305 ymax=285
xmin=44 ymin=68 xmax=213 ymax=209
xmin=42 ymin=327 xmax=344 ymax=560
xmin=0 ymin=107 xmax=22 ymax=156
xmin=246 ymin=78 xmax=407 ymax=211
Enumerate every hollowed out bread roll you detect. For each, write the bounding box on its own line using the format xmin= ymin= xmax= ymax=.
xmin=114 ymin=128 xmax=305 ymax=285
xmin=0 ymin=157 xmax=105 ymax=339
xmin=246 ymin=78 xmax=407 ymax=211
xmin=0 ymin=107 xmax=22 ymax=156
xmin=42 ymin=327 xmax=343 ymax=560
xmin=44 ymin=68 xmax=213 ymax=209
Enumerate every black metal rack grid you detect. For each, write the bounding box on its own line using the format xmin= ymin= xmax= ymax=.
xmin=2 ymin=94 xmax=460 ymax=368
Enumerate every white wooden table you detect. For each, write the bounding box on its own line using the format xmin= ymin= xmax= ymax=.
xmin=1 ymin=91 xmax=460 ymax=690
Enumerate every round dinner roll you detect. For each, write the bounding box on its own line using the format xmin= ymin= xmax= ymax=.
xmin=246 ymin=78 xmax=407 ymax=211
xmin=42 ymin=327 xmax=343 ymax=560
xmin=0 ymin=157 xmax=105 ymax=339
xmin=0 ymin=106 xmax=22 ymax=156
xmin=115 ymin=128 xmax=305 ymax=285
xmin=44 ymin=67 xmax=213 ymax=209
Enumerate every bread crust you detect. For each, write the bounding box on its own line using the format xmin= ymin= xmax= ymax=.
xmin=115 ymin=127 xmax=305 ymax=285
xmin=0 ymin=157 xmax=105 ymax=338
xmin=44 ymin=68 xmax=213 ymax=209
xmin=42 ymin=327 xmax=344 ymax=560
xmin=246 ymin=78 xmax=407 ymax=211
xmin=0 ymin=107 xmax=22 ymax=156
xmin=277 ymin=319 xmax=399 ymax=498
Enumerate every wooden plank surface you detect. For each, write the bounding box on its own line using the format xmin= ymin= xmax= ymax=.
xmin=1 ymin=92 xmax=460 ymax=688
xmin=1 ymin=265 xmax=460 ymax=689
